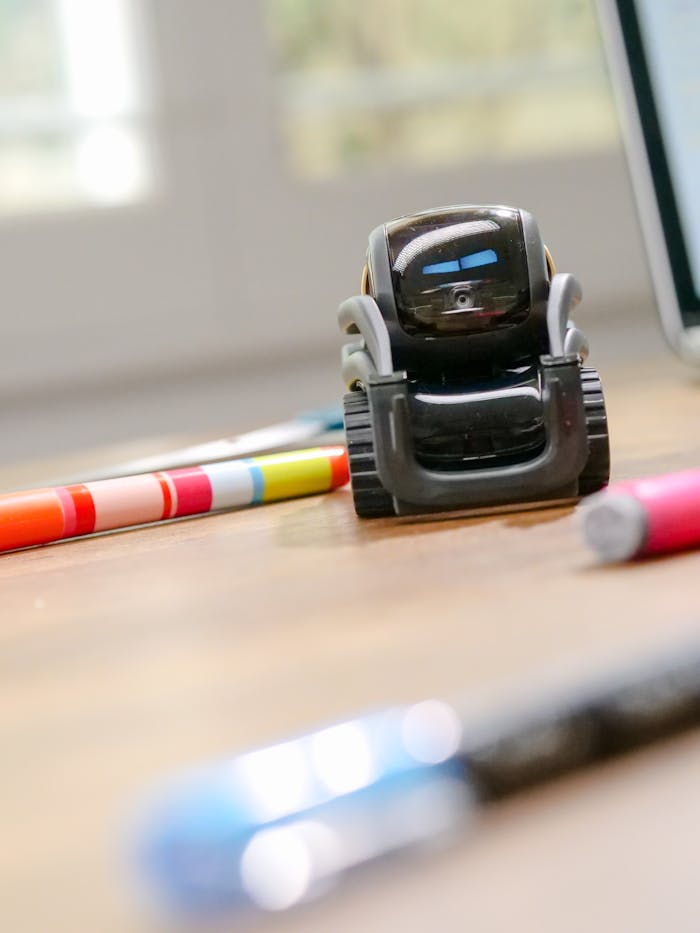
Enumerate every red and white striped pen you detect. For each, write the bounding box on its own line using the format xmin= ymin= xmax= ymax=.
xmin=0 ymin=446 xmax=348 ymax=554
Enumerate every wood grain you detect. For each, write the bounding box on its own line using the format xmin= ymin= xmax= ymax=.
xmin=3 ymin=349 xmax=700 ymax=933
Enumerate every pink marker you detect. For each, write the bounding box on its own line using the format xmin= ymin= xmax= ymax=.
xmin=581 ymin=468 xmax=700 ymax=562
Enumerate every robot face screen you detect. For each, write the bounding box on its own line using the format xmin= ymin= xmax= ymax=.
xmin=386 ymin=207 xmax=531 ymax=337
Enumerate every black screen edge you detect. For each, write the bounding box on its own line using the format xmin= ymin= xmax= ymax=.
xmin=615 ymin=0 xmax=700 ymax=322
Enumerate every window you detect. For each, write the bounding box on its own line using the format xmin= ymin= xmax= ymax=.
xmin=265 ymin=0 xmax=619 ymax=179
xmin=0 ymin=0 xmax=152 ymax=215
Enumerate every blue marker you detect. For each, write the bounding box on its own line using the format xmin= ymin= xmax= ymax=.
xmin=136 ymin=701 xmax=471 ymax=914
xmin=132 ymin=641 xmax=700 ymax=919
xmin=64 ymin=407 xmax=345 ymax=483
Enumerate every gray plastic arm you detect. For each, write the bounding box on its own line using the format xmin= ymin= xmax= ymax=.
xmin=367 ymin=358 xmax=588 ymax=509
xmin=547 ymin=273 xmax=583 ymax=357
xmin=338 ymin=295 xmax=393 ymax=376
xmin=341 ymin=341 xmax=376 ymax=390
xmin=564 ymin=323 xmax=589 ymax=361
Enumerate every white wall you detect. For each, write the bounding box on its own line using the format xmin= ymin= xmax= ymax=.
xmin=0 ymin=0 xmax=653 ymax=406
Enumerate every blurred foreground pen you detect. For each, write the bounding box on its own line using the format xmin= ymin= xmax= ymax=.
xmin=135 ymin=640 xmax=700 ymax=918
xmin=0 ymin=446 xmax=348 ymax=553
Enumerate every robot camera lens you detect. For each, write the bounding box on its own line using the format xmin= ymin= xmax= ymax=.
xmin=448 ymin=286 xmax=474 ymax=309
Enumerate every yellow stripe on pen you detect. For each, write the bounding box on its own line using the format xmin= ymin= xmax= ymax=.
xmin=254 ymin=448 xmax=334 ymax=502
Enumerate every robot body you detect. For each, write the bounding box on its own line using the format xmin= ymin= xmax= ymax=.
xmin=339 ymin=205 xmax=610 ymax=518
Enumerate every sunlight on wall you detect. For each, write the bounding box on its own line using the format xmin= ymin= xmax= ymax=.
xmin=265 ymin=0 xmax=619 ymax=179
xmin=0 ymin=0 xmax=153 ymax=215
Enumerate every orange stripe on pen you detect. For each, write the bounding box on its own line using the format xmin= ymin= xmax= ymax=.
xmin=0 ymin=489 xmax=65 ymax=551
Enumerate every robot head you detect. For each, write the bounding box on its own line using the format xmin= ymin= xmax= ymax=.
xmin=364 ymin=206 xmax=553 ymax=353
xmin=360 ymin=205 xmax=554 ymax=372
xmin=388 ymin=206 xmax=546 ymax=337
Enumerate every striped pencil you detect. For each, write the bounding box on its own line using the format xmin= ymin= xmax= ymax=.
xmin=0 ymin=446 xmax=349 ymax=554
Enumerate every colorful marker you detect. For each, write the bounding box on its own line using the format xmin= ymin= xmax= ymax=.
xmin=0 ymin=446 xmax=349 ymax=554
xmin=580 ymin=467 xmax=700 ymax=562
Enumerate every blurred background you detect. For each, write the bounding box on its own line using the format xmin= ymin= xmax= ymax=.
xmin=0 ymin=0 xmax=655 ymax=467
xmin=4 ymin=5 xmax=692 ymax=933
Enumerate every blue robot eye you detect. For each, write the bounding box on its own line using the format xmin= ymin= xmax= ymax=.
xmin=422 ymin=249 xmax=498 ymax=275
xmin=459 ymin=249 xmax=497 ymax=270
xmin=421 ymin=259 xmax=460 ymax=274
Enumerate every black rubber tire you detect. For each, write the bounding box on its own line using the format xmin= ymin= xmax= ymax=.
xmin=343 ymin=391 xmax=396 ymax=518
xmin=578 ymin=366 xmax=611 ymax=496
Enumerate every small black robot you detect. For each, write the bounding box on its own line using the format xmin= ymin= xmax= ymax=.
xmin=338 ymin=205 xmax=610 ymax=518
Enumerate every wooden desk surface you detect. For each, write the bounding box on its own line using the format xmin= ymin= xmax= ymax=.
xmin=4 ymin=348 xmax=700 ymax=933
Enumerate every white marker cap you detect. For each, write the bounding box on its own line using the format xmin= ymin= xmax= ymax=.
xmin=580 ymin=492 xmax=648 ymax=562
